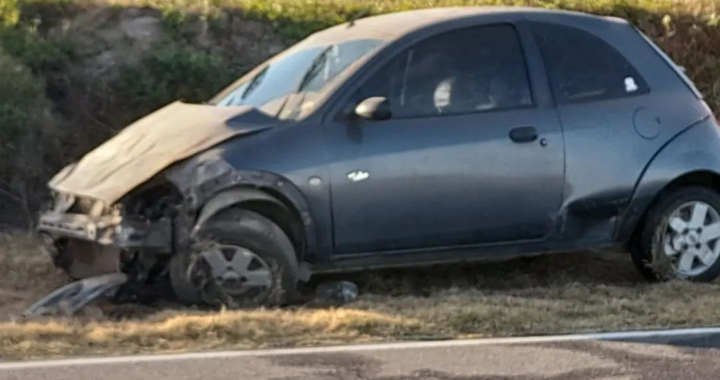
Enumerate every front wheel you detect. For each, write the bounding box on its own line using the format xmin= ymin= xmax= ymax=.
xmin=632 ymin=186 xmax=720 ymax=282
xmin=169 ymin=209 xmax=299 ymax=307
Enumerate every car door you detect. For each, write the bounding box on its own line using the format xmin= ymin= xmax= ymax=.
xmin=324 ymin=23 xmax=566 ymax=254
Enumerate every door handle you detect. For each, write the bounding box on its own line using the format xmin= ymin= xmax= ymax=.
xmin=509 ymin=126 xmax=538 ymax=143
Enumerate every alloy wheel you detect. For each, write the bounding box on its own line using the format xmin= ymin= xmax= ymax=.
xmin=662 ymin=201 xmax=720 ymax=277
xmin=188 ymin=243 xmax=274 ymax=305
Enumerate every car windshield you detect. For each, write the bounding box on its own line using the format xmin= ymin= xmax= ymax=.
xmin=213 ymin=38 xmax=384 ymax=120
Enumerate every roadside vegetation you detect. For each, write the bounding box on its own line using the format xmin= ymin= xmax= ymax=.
xmin=0 ymin=0 xmax=719 ymax=224
xmin=3 ymin=232 xmax=720 ymax=359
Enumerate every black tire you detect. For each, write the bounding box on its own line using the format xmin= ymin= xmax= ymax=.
xmin=169 ymin=208 xmax=299 ymax=307
xmin=631 ymin=186 xmax=720 ymax=282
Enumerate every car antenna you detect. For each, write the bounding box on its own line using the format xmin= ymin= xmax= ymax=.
xmin=348 ymin=8 xmax=370 ymax=28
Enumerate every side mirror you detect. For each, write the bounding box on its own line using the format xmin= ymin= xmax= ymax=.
xmin=354 ymin=97 xmax=391 ymax=121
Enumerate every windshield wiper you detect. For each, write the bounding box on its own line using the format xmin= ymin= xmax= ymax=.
xmin=296 ymin=46 xmax=332 ymax=93
xmin=274 ymin=46 xmax=333 ymax=118
xmin=240 ymin=67 xmax=268 ymax=102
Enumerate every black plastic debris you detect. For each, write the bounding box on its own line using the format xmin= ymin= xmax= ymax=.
xmin=314 ymin=280 xmax=359 ymax=305
xmin=23 ymin=273 xmax=128 ymax=318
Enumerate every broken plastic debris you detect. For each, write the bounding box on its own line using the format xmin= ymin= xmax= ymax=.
xmin=23 ymin=273 xmax=128 ymax=319
xmin=314 ymin=280 xmax=359 ymax=304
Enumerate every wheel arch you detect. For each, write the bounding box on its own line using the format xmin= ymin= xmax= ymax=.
xmin=625 ymin=170 xmax=720 ymax=248
xmin=192 ymin=186 xmax=307 ymax=260
xmin=616 ymin=116 xmax=720 ymax=246
xmin=165 ymin=154 xmax=319 ymax=260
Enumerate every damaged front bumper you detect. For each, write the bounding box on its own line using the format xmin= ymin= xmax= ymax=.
xmin=37 ymin=213 xmax=172 ymax=252
xmin=37 ymin=155 xmax=233 ymax=280
xmin=37 ymin=194 xmax=174 ymax=279
xmin=30 ymin=189 xmax=182 ymax=316
xmin=38 ymin=212 xmax=122 ymax=245
xmin=38 ymin=211 xmax=173 ymax=250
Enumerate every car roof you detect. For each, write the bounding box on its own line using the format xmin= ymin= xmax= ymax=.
xmin=301 ymin=6 xmax=629 ymax=46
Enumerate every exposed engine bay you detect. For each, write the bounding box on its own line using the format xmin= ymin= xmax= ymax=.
xmin=37 ymin=171 xmax=192 ymax=313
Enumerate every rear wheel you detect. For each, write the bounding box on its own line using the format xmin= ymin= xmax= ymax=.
xmin=632 ymin=186 xmax=720 ymax=282
xmin=169 ymin=209 xmax=299 ymax=307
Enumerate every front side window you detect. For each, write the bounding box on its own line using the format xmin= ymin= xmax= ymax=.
xmin=533 ymin=22 xmax=650 ymax=104
xmin=214 ymin=39 xmax=383 ymax=120
xmin=356 ymin=24 xmax=533 ymax=119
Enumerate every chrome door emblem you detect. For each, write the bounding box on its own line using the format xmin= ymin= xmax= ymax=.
xmin=347 ymin=170 xmax=369 ymax=182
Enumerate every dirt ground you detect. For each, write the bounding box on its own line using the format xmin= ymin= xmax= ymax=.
xmin=2 ymin=232 xmax=720 ymax=360
xmin=0 ymin=233 xmax=67 ymax=321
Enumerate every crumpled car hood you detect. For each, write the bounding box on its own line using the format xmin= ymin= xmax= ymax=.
xmin=49 ymin=101 xmax=277 ymax=204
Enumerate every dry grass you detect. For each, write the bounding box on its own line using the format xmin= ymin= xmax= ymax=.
xmin=2 ymin=233 xmax=720 ymax=360
xmin=0 ymin=233 xmax=67 ymax=319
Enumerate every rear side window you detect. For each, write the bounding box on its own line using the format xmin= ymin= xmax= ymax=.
xmin=533 ymin=22 xmax=649 ymax=104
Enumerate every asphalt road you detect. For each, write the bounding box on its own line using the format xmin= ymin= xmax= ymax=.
xmin=3 ymin=332 xmax=720 ymax=380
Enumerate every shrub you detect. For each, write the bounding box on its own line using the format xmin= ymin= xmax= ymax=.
xmin=0 ymin=26 xmax=73 ymax=75
xmin=111 ymin=43 xmax=235 ymax=120
xmin=0 ymin=48 xmax=45 ymax=163
xmin=0 ymin=0 xmax=18 ymax=27
xmin=0 ymin=48 xmax=59 ymax=217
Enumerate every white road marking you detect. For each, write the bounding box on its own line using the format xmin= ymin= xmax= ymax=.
xmin=3 ymin=326 xmax=720 ymax=370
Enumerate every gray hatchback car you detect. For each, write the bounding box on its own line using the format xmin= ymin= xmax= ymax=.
xmin=37 ymin=7 xmax=720 ymax=308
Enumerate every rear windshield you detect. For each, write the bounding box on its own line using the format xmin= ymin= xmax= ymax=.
xmin=634 ymin=27 xmax=703 ymax=99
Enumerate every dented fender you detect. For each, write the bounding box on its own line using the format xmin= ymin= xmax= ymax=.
xmin=192 ymin=187 xmax=287 ymax=235
xmin=165 ymin=153 xmax=318 ymax=253
xmin=616 ymin=116 xmax=720 ymax=242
